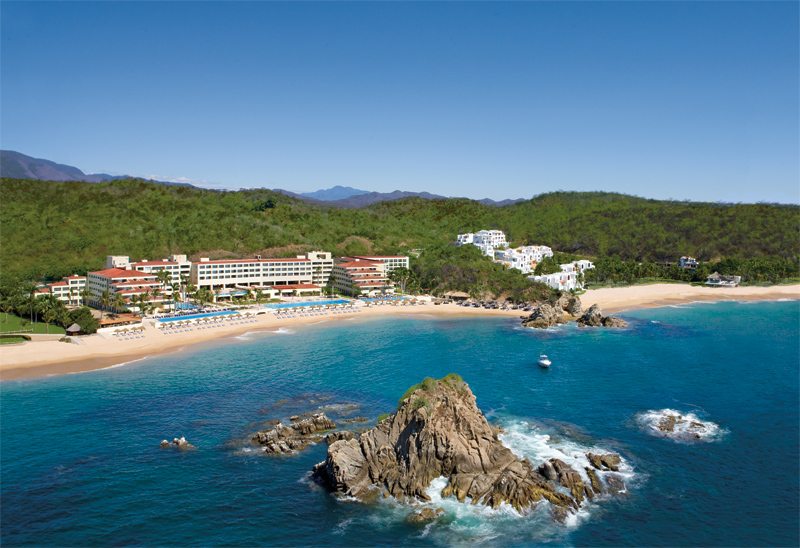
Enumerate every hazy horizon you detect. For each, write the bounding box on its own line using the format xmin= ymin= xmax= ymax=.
xmin=2 ymin=1 xmax=798 ymax=203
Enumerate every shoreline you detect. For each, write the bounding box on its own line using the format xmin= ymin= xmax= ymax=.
xmin=2 ymin=283 xmax=798 ymax=381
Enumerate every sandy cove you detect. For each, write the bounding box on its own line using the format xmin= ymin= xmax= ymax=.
xmin=2 ymin=283 xmax=798 ymax=381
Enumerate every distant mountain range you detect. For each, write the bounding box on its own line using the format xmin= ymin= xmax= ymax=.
xmin=0 ymin=150 xmax=195 ymax=188
xmin=0 ymin=150 xmax=524 ymax=207
xmin=274 ymin=187 xmax=523 ymax=208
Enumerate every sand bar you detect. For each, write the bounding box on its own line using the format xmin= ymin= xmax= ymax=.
xmin=1 ymin=284 xmax=797 ymax=381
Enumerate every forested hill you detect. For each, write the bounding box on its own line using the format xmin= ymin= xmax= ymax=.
xmin=1 ymin=177 xmax=798 ymax=283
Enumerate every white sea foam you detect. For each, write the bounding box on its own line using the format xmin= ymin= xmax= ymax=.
xmin=635 ymin=408 xmax=726 ymax=443
xmin=69 ymin=356 xmax=149 ymax=374
xmin=271 ymin=328 xmax=295 ymax=335
xmin=354 ymin=418 xmax=635 ymax=544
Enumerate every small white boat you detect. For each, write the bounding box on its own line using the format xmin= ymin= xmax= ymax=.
xmin=538 ymin=354 xmax=552 ymax=368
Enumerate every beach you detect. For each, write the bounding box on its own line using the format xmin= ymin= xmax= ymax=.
xmin=2 ymin=283 xmax=798 ymax=381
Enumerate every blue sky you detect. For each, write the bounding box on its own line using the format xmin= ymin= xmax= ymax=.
xmin=2 ymin=1 xmax=798 ymax=203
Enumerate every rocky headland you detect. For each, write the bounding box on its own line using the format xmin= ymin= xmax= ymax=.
xmin=576 ymin=304 xmax=628 ymax=328
xmin=312 ymin=375 xmax=626 ymax=520
xmin=522 ymin=294 xmax=627 ymax=329
xmin=521 ymin=293 xmax=582 ymax=329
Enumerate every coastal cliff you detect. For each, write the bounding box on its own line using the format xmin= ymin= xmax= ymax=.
xmin=313 ymin=375 xmax=624 ymax=518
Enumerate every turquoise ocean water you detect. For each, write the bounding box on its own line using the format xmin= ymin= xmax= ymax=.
xmin=2 ymin=301 xmax=798 ymax=546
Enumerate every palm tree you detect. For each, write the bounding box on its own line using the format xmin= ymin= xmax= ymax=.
xmin=80 ymin=287 xmax=91 ymax=306
xmin=155 ymin=270 xmax=173 ymax=311
xmin=111 ymin=292 xmax=126 ymax=315
xmin=99 ymin=289 xmax=111 ymax=322
xmin=36 ymin=294 xmax=61 ymax=334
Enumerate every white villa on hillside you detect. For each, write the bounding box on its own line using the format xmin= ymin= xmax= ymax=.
xmin=494 ymin=245 xmax=553 ymax=274
xmin=456 ymin=230 xmax=509 ymax=257
xmin=679 ymin=256 xmax=699 ymax=269
xmin=529 ymin=260 xmax=595 ymax=291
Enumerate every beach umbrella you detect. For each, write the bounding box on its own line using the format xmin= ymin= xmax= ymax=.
xmin=66 ymin=323 xmax=81 ymax=335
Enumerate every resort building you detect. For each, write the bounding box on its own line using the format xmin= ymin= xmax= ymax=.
xmin=494 ymin=246 xmax=554 ymax=274
xmin=347 ymin=255 xmax=410 ymax=273
xmin=35 ymin=275 xmax=87 ymax=306
xmin=87 ymin=268 xmax=168 ymax=310
xmin=329 ymin=258 xmax=394 ymax=297
xmin=307 ymin=251 xmax=335 ymax=285
xmin=705 ymin=272 xmax=741 ymax=287
xmin=190 ymin=252 xmax=332 ymax=299
xmin=678 ymin=256 xmax=699 ymax=269
xmin=105 ymin=254 xmax=192 ymax=284
xmin=131 ymin=254 xmax=192 ymax=284
xmin=456 ymin=230 xmax=509 ymax=257
xmin=529 ymin=260 xmax=595 ymax=291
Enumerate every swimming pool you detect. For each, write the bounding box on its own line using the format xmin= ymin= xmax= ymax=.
xmin=265 ymin=299 xmax=351 ymax=310
xmin=157 ymin=310 xmax=238 ymax=323
xmin=359 ymin=295 xmax=407 ymax=303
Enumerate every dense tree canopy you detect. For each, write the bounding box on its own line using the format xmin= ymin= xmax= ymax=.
xmin=1 ymin=178 xmax=798 ymax=287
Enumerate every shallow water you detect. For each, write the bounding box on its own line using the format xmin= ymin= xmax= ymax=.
xmin=2 ymin=301 xmax=798 ymax=546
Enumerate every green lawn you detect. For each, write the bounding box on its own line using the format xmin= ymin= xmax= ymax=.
xmin=0 ymin=335 xmax=29 ymax=345
xmin=0 ymin=313 xmax=65 ymax=334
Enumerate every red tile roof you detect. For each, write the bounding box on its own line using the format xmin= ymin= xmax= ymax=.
xmin=336 ymin=261 xmax=381 ymax=269
xmin=354 ymin=255 xmax=408 ymax=260
xmin=90 ymin=268 xmax=157 ymax=279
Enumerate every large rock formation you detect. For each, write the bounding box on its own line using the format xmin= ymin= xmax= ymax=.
xmin=252 ymin=413 xmax=335 ymax=454
xmin=521 ymin=294 xmax=583 ymax=329
xmin=576 ymin=304 xmax=628 ymax=328
xmin=313 ymin=375 xmax=623 ymax=517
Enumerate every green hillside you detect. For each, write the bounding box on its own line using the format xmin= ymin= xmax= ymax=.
xmin=1 ymin=178 xmax=798 ymax=285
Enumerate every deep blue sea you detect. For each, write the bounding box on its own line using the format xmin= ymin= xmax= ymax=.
xmin=2 ymin=301 xmax=798 ymax=546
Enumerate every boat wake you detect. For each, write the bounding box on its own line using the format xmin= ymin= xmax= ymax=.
xmin=634 ymin=408 xmax=726 ymax=443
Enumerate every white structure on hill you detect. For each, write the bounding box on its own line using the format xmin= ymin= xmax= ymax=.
xmin=456 ymin=230 xmax=508 ymax=257
xmin=529 ymin=260 xmax=595 ymax=291
xmin=494 ymin=245 xmax=553 ymax=274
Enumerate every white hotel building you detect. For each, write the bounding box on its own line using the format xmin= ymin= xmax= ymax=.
xmin=190 ymin=252 xmax=333 ymax=299
xmin=87 ymin=268 xmax=167 ymax=309
xmin=35 ymin=275 xmax=87 ymax=306
xmin=349 ymin=255 xmax=410 ymax=273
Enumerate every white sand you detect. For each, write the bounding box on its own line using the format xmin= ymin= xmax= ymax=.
xmin=2 ymin=284 xmax=797 ymax=380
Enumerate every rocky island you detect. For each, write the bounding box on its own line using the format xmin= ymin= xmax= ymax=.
xmin=312 ymin=374 xmax=626 ymax=520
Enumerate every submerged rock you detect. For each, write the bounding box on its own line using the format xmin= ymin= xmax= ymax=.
xmin=577 ymin=304 xmax=627 ymax=328
xmin=312 ymin=374 xmax=599 ymax=516
xmin=636 ymin=409 xmax=724 ymax=443
xmin=161 ymin=436 xmax=195 ymax=450
xmin=406 ymin=507 xmax=444 ymax=525
xmin=587 ymin=453 xmax=621 ymax=472
xmin=253 ymin=413 xmax=335 ymax=454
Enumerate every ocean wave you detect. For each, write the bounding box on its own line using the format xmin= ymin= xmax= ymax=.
xmin=634 ymin=408 xmax=726 ymax=443
xmin=69 ymin=356 xmax=149 ymax=374
xmin=271 ymin=328 xmax=295 ymax=335
xmin=345 ymin=418 xmax=634 ymax=544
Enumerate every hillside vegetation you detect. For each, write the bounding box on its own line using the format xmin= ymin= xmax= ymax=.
xmin=1 ymin=178 xmax=798 ymax=285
